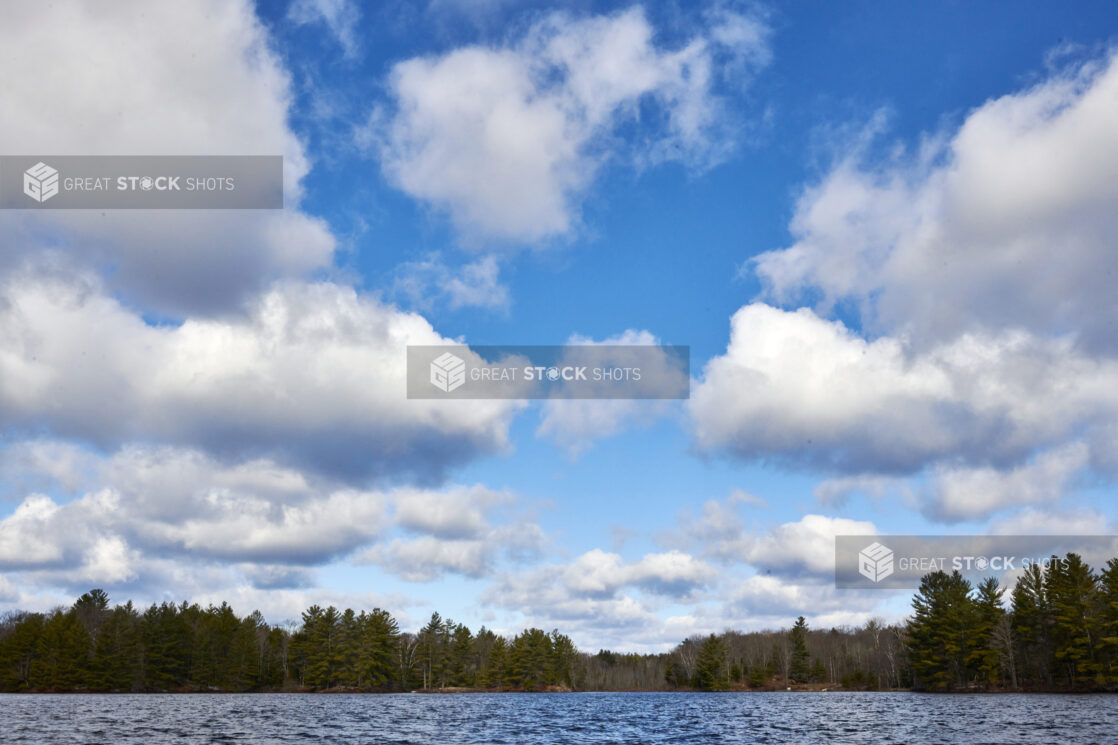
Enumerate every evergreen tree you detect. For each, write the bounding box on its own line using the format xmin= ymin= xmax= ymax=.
xmin=92 ymin=603 xmax=140 ymax=691
xmin=789 ymin=616 xmax=810 ymax=682
xmin=484 ymin=635 xmax=509 ymax=689
xmin=1097 ymin=558 xmax=1118 ymax=684
xmin=34 ymin=609 xmax=91 ymax=690
xmin=1047 ymin=553 xmax=1100 ymax=688
xmin=1011 ymin=561 xmax=1053 ymax=687
xmin=693 ymin=634 xmax=728 ymax=691
xmin=970 ymin=577 xmax=1005 ymax=688
xmin=416 ymin=612 xmax=446 ymax=689
xmin=360 ymin=609 xmax=399 ymax=689
xmin=508 ymin=628 xmax=553 ymax=690
xmin=906 ymin=570 xmax=975 ymax=690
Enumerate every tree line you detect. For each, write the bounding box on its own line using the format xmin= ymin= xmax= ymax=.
xmin=2 ymin=553 xmax=1116 ymax=693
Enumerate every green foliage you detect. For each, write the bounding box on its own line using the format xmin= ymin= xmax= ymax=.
xmin=5 ymin=560 xmax=1118 ymax=695
xmin=789 ymin=616 xmax=810 ymax=682
xmin=693 ymin=635 xmax=728 ymax=691
xmin=906 ymin=570 xmax=976 ymax=690
xmin=970 ymin=577 xmax=1005 ymax=686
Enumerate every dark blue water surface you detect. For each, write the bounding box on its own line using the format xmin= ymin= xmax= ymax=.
xmin=0 ymin=692 xmax=1113 ymax=744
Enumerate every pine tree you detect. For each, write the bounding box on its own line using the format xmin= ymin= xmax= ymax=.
xmin=789 ymin=616 xmax=810 ymax=682
xmin=485 ymin=635 xmax=509 ymax=689
xmin=694 ymin=634 xmax=728 ymax=691
xmin=1011 ymin=561 xmax=1053 ymax=687
xmin=906 ymin=570 xmax=975 ymax=690
xmin=360 ymin=609 xmax=399 ymax=690
xmin=1048 ymin=553 xmax=1100 ymax=688
xmin=549 ymin=630 xmax=579 ymax=689
xmin=509 ymin=628 xmax=553 ymax=690
xmin=1098 ymin=558 xmax=1118 ymax=684
xmin=34 ymin=610 xmax=91 ymax=690
xmin=91 ymin=603 xmax=140 ymax=691
xmin=449 ymin=623 xmax=474 ymax=686
xmin=970 ymin=577 xmax=1005 ymax=688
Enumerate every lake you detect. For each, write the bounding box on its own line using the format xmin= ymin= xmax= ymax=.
xmin=0 ymin=692 xmax=1113 ymax=744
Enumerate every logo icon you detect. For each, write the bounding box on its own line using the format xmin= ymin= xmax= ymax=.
xmin=858 ymin=541 xmax=894 ymax=583
xmin=430 ymin=351 xmax=465 ymax=393
xmin=24 ymin=162 xmax=59 ymax=203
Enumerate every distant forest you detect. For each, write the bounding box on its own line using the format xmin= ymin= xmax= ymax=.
xmin=2 ymin=552 xmax=1117 ymax=693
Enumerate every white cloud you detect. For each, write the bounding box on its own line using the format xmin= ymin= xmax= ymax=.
xmin=724 ymin=574 xmax=888 ymax=629
xmin=481 ymin=548 xmax=719 ymax=650
xmin=927 ymin=442 xmax=1089 ymax=522
xmin=288 ymin=0 xmax=361 ymax=58
xmin=393 ymin=255 xmax=510 ymax=311
xmin=392 ymin=484 xmax=507 ymax=539
xmin=690 ymin=303 xmax=1118 ymax=476
xmin=0 ymin=0 xmax=334 ymax=314
xmin=989 ymin=506 xmax=1114 ymax=536
xmin=813 ymin=475 xmax=909 ymax=509
xmin=361 ymin=536 xmax=492 ymax=581
xmin=0 ymin=450 xmax=390 ymax=576
xmin=370 ymin=6 xmax=768 ymax=242
xmin=736 ymin=514 xmax=878 ymax=578
xmin=0 ymin=440 xmax=100 ymax=499
xmin=0 ymin=273 xmax=520 ymax=481
xmin=752 ymin=50 xmax=1118 ymax=352
xmin=728 ymin=488 xmax=769 ymax=509
xmin=536 ymin=329 xmax=685 ymax=456
xmin=0 ymin=444 xmax=549 ymax=608
xmin=358 ymin=487 xmax=545 ymax=581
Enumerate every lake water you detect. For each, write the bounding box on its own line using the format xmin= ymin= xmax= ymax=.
xmin=0 ymin=692 xmax=1113 ymax=744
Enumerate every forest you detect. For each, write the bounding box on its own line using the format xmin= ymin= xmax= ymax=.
xmin=1 ymin=552 xmax=1116 ymax=693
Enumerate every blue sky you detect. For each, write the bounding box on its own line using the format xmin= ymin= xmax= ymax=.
xmin=2 ymin=0 xmax=1118 ymax=650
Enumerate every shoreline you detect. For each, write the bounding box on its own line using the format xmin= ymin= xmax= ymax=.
xmin=4 ymin=687 xmax=1114 ymax=695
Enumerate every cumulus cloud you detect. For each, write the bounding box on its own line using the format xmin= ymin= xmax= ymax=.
xmin=0 ymin=450 xmax=389 ymax=576
xmin=690 ymin=303 xmax=1118 ymax=477
xmin=926 ymin=442 xmax=1089 ymax=522
xmin=536 ymin=329 xmax=687 ymax=456
xmin=0 ymin=0 xmax=334 ymax=315
xmin=988 ymin=506 xmax=1115 ymax=536
xmin=370 ymin=5 xmax=768 ymax=242
xmin=706 ymin=50 xmax=1118 ymax=521
xmin=481 ymin=548 xmax=719 ymax=649
xmin=391 ymin=484 xmax=508 ymax=539
xmin=0 ymin=273 xmax=520 ymax=482
xmin=752 ymin=50 xmax=1118 ymax=352
xmin=358 ymin=485 xmax=545 ymax=581
xmin=0 ymin=444 xmax=547 ymax=608
xmin=724 ymin=574 xmax=888 ymax=629
xmin=813 ymin=475 xmax=910 ymax=509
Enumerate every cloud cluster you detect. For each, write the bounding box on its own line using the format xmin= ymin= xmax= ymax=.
xmin=0 ymin=273 xmax=519 ymax=482
xmin=0 ymin=445 xmax=544 ymax=610
xmin=0 ymin=0 xmax=335 ymax=315
xmin=692 ymin=304 xmax=1118 ymax=475
xmin=536 ymin=329 xmax=686 ymax=456
xmin=693 ymin=51 xmax=1118 ymax=524
xmin=356 ymin=485 xmax=546 ymax=581
xmin=371 ymin=5 xmax=769 ymax=242
xmin=482 ymin=547 xmax=718 ymax=649
xmin=753 ymin=52 xmax=1118 ymax=352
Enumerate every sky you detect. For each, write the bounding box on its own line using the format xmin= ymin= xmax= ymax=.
xmin=2 ymin=0 xmax=1118 ymax=651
